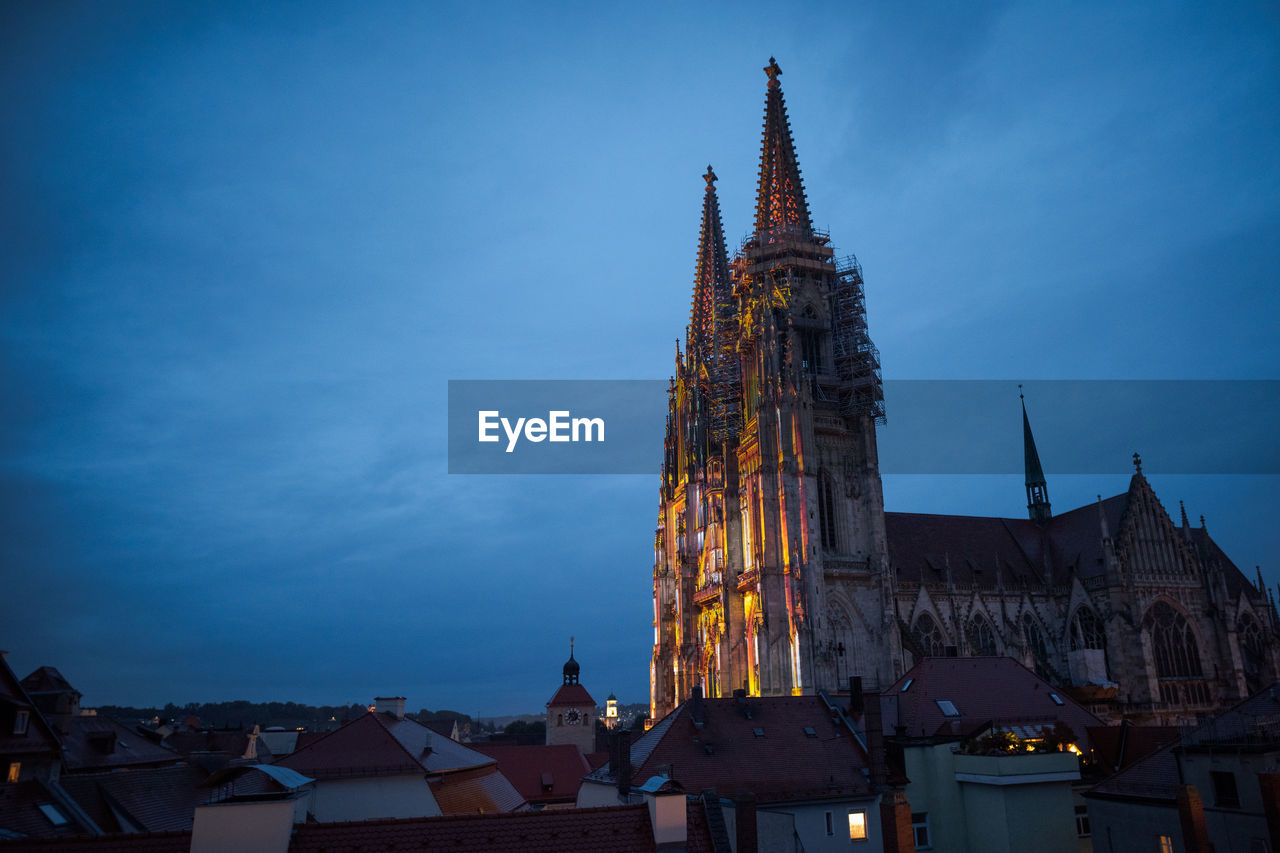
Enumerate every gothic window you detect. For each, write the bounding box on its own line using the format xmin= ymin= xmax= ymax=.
xmin=1070 ymin=607 xmax=1106 ymax=651
xmin=912 ymin=614 xmax=945 ymax=658
xmin=966 ymin=615 xmax=997 ymax=656
xmin=740 ymin=494 xmax=753 ymax=568
xmin=818 ymin=471 xmax=839 ymax=551
xmin=1022 ymin=614 xmax=1051 ymax=677
xmin=1239 ymin=617 xmax=1267 ymax=694
xmin=1145 ymin=602 xmax=1202 ymax=678
xmin=800 ymin=328 xmax=824 ymax=375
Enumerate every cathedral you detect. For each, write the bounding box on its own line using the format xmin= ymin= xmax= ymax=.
xmin=650 ymin=59 xmax=1279 ymax=726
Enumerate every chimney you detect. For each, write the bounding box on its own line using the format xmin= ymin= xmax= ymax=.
xmin=645 ymin=789 xmax=687 ymax=851
xmin=190 ymin=800 xmax=295 ymax=853
xmin=613 ymin=729 xmax=632 ymax=801
xmin=690 ymin=684 xmax=705 ymax=728
xmin=734 ymin=791 xmax=758 ymax=853
xmin=848 ymin=677 xmax=864 ymax=716
xmin=1259 ymin=773 xmax=1280 ymax=853
xmin=1176 ymin=784 xmax=1213 ymax=853
xmin=862 ymin=681 xmax=888 ymax=788
xmin=373 ymin=696 xmax=406 ymax=720
xmin=879 ymin=789 xmax=914 ymax=853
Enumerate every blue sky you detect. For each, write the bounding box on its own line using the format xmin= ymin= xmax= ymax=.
xmin=2 ymin=0 xmax=1277 ymax=715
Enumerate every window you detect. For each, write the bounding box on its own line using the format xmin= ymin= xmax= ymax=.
xmin=1239 ymin=617 xmax=1267 ymax=694
xmin=900 ymin=679 xmax=913 ymax=692
xmin=825 ymin=810 xmax=834 ymax=836
xmin=912 ymin=614 xmax=945 ymax=658
xmin=38 ymin=803 xmax=69 ymax=827
xmin=966 ymin=616 xmax=997 ymax=656
xmin=13 ymin=710 xmax=29 ymax=736
xmin=848 ymin=810 xmax=867 ymax=841
xmin=936 ymin=699 xmax=960 ymax=718
xmin=1022 ymin=614 xmax=1052 ymax=679
xmin=1158 ymin=835 xmax=1174 ymax=853
xmin=1212 ymin=771 xmax=1240 ymax=808
xmin=1075 ymin=804 xmax=1091 ymax=837
xmin=1145 ymin=602 xmax=1202 ymax=678
xmin=1049 ymin=693 xmax=1064 ymax=706
xmin=6 ymin=762 xmax=19 ymax=783
xmin=1070 ymin=607 xmax=1106 ymax=651
xmin=912 ymin=812 xmax=930 ymax=848
xmin=818 ymin=471 xmax=839 ymax=551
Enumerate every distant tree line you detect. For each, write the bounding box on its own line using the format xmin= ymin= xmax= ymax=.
xmin=94 ymin=700 xmax=476 ymax=732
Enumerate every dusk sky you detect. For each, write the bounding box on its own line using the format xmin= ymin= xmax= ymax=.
xmin=2 ymin=1 xmax=1278 ymax=716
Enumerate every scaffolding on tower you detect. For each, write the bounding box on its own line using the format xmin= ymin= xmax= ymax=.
xmin=832 ymin=253 xmax=886 ymax=423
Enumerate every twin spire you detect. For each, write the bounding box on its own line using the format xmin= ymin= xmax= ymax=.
xmin=754 ymin=58 xmax=813 ymax=238
xmin=688 ymin=166 xmax=731 ymax=366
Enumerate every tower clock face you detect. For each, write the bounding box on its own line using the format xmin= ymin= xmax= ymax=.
xmin=565 ymin=708 xmax=581 ymax=725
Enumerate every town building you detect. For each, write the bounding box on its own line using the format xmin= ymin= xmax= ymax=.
xmin=651 ymin=58 xmax=1280 ymax=726
xmin=1083 ymin=680 xmax=1280 ymax=853
xmin=545 ymin=640 xmax=596 ymax=755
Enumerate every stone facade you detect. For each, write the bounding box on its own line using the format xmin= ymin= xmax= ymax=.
xmin=650 ymin=59 xmax=1279 ymax=725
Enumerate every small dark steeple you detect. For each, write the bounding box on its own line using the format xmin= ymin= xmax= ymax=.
xmin=1021 ymin=386 xmax=1051 ymax=524
xmin=563 ymin=636 xmax=580 ymax=685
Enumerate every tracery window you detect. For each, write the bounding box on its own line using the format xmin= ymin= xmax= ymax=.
xmin=912 ymin=613 xmax=945 ymax=658
xmin=966 ymin=615 xmax=998 ymax=656
xmin=1070 ymin=607 xmax=1106 ymax=651
xmin=1022 ymin=614 xmax=1051 ymax=678
xmin=1145 ymin=602 xmax=1202 ymax=678
xmin=1239 ymin=617 xmax=1267 ymax=694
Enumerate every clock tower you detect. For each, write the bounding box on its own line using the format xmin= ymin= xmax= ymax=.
xmin=545 ymin=637 xmax=597 ymax=754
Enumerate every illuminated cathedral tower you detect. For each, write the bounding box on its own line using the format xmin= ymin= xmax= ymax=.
xmin=651 ymin=59 xmax=901 ymax=719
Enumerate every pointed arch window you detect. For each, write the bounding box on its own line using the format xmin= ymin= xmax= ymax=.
xmin=966 ymin=615 xmax=997 ymax=656
xmin=1022 ymin=614 xmax=1051 ymax=678
xmin=1145 ymin=602 xmax=1202 ymax=678
xmin=1070 ymin=607 xmax=1106 ymax=651
xmin=1239 ymin=617 xmax=1267 ymax=694
xmin=818 ymin=471 xmax=839 ymax=552
xmin=912 ymin=614 xmax=945 ymax=658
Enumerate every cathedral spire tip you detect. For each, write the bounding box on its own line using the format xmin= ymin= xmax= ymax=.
xmin=704 ymin=165 xmax=717 ymax=186
xmin=765 ymin=57 xmax=782 ymax=85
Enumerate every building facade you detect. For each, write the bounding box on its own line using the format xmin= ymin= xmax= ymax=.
xmin=651 ymin=59 xmax=1280 ymax=725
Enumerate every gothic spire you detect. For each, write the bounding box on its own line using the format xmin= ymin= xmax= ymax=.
xmin=753 ymin=58 xmax=813 ymax=240
xmin=1021 ymin=386 xmax=1051 ymax=524
xmin=689 ymin=166 xmax=732 ymax=365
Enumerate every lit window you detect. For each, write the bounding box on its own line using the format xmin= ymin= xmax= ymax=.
xmin=936 ymin=700 xmax=960 ymax=718
xmin=912 ymin=812 xmax=930 ymax=848
xmin=1158 ymin=835 xmax=1173 ymax=853
xmin=13 ymin=710 xmax=29 ymax=735
xmin=825 ymin=811 xmax=833 ymax=836
xmin=7 ymin=762 xmax=19 ymax=783
xmin=38 ymin=803 xmax=69 ymax=826
xmin=848 ymin=810 xmax=867 ymax=841
xmin=1075 ymin=804 xmax=1090 ymax=837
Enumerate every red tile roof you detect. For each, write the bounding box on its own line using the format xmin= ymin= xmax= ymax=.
xmin=277 ymin=712 xmax=443 ymax=779
xmin=546 ymin=684 xmax=595 ymax=708
xmin=57 ymin=764 xmax=208 ymax=834
xmin=470 ymin=743 xmax=590 ymax=804
xmin=0 ymin=802 xmax=721 ymax=853
xmin=61 ymin=717 xmax=182 ymax=773
xmin=884 ymin=656 xmax=1102 ymax=747
xmin=0 ymin=780 xmax=88 ymax=840
xmin=603 ymin=695 xmax=874 ymax=803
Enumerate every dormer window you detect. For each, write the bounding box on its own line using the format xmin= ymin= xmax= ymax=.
xmin=13 ymin=710 xmax=29 ymax=735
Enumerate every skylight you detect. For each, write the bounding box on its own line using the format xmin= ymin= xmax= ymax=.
xmin=900 ymin=679 xmax=913 ymax=692
xmin=38 ymin=804 xmax=68 ymax=827
xmin=1049 ymin=693 xmax=1064 ymax=706
xmin=804 ymin=726 xmax=817 ymax=738
xmin=753 ymin=727 xmax=765 ymax=738
xmin=936 ymin=700 xmax=960 ymax=718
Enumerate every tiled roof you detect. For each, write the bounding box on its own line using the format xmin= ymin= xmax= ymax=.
xmin=62 ymin=717 xmax=182 ymax=772
xmin=884 ymin=656 xmax=1101 ymax=747
xmin=1087 ymin=723 xmax=1181 ymax=773
xmin=290 ymin=805 xmax=659 ymax=853
xmin=17 ymin=669 xmax=78 ymax=699
xmin=0 ymin=802 xmax=721 ymax=853
xmin=547 ymin=684 xmax=595 ymax=708
xmin=1087 ymin=680 xmax=1280 ymax=804
xmin=0 ymin=657 xmax=60 ymax=763
xmin=57 ymin=764 xmax=208 ymax=833
xmin=0 ymin=780 xmax=89 ymax=840
xmin=470 ymin=743 xmax=590 ymax=803
xmin=277 ymin=713 xmax=424 ymax=779
xmin=428 ymin=765 xmax=526 ymax=814
xmin=0 ymin=829 xmax=191 ymax=852
xmin=601 ymin=695 xmax=873 ymax=803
